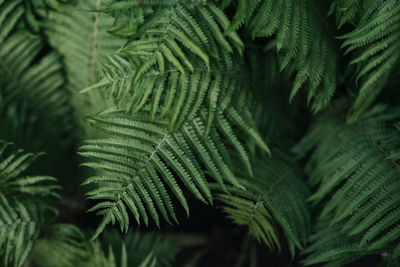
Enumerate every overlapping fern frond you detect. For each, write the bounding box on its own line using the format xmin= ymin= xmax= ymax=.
xmin=83 ymin=52 xmax=253 ymax=134
xmin=80 ymin=8 xmax=270 ymax=237
xmin=215 ymin=151 xmax=310 ymax=256
xmin=337 ymin=0 xmax=400 ymax=122
xmin=293 ymin=105 xmax=400 ymax=265
xmin=103 ymin=1 xmax=243 ymax=80
xmin=83 ymin=0 xmax=247 ymax=133
xmin=0 ymin=142 xmax=59 ymax=267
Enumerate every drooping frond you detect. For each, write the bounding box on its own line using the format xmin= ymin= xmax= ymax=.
xmin=337 ymin=0 xmax=400 ymax=122
xmin=0 ymin=141 xmax=59 ymax=267
xmin=293 ymin=105 xmax=400 ymax=265
xmin=217 ymin=194 xmax=280 ymax=250
xmin=214 ymin=151 xmax=311 ymax=256
xmin=80 ymin=105 xmax=268 ymax=238
xmin=223 ymin=0 xmax=338 ymax=112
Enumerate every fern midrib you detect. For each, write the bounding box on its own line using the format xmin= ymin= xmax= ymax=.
xmin=249 ymin=200 xmax=263 ymax=221
xmin=242 ymin=199 xmax=265 ymax=233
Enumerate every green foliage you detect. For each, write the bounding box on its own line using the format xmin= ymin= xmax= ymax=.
xmin=215 ymin=151 xmax=311 ymax=256
xmin=294 ymin=106 xmax=400 ymax=265
xmin=44 ymin=0 xmax=125 ymax=133
xmin=338 ymin=0 xmax=400 ymax=121
xmin=29 ymin=225 xmax=180 ymax=267
xmin=79 ymin=105 xmax=268 ymax=238
xmin=0 ymin=142 xmax=59 ymax=267
xmin=223 ymin=0 xmax=338 ymax=112
xmin=0 ymin=1 xmax=74 ymax=151
xmin=0 ymin=0 xmax=69 ymax=33
xmin=330 ymin=0 xmax=362 ymax=28
xmin=1 ymin=0 xmax=400 ymax=266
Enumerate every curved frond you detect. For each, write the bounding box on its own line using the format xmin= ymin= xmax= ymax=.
xmin=330 ymin=0 xmax=362 ymax=28
xmin=215 ymin=152 xmax=311 ymax=256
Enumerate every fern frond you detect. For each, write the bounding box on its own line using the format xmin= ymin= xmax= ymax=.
xmin=338 ymin=0 xmax=400 ymax=122
xmin=0 ymin=195 xmax=47 ymax=267
xmin=0 ymin=0 xmax=68 ymax=34
xmin=0 ymin=142 xmax=60 ymax=197
xmin=83 ymin=52 xmax=253 ymax=135
xmin=0 ymin=141 xmax=59 ymax=267
xmin=83 ymin=231 xmax=179 ymax=267
xmin=29 ymin=224 xmax=88 ymax=267
xmin=30 ymin=226 xmax=180 ymax=267
xmin=330 ymin=0 xmax=362 ymax=28
xmin=43 ymin=0 xmax=125 ymax=132
xmin=45 ymin=0 xmax=124 ymax=91
xmin=217 ymin=194 xmax=280 ymax=250
xmin=301 ymin=216 xmax=370 ymax=266
xmin=0 ymin=1 xmax=74 ymax=152
xmin=80 ymin=106 xmax=268 ymax=238
xmin=105 ymin=1 xmax=243 ymax=84
xmin=101 ymin=230 xmax=180 ymax=267
xmin=294 ymin=106 xmax=400 ymax=265
xmin=224 ymin=0 xmax=338 ymax=112
xmin=214 ymin=151 xmax=311 ymax=256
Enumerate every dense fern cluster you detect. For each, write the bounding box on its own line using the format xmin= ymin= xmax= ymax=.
xmin=1 ymin=0 xmax=400 ymax=266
